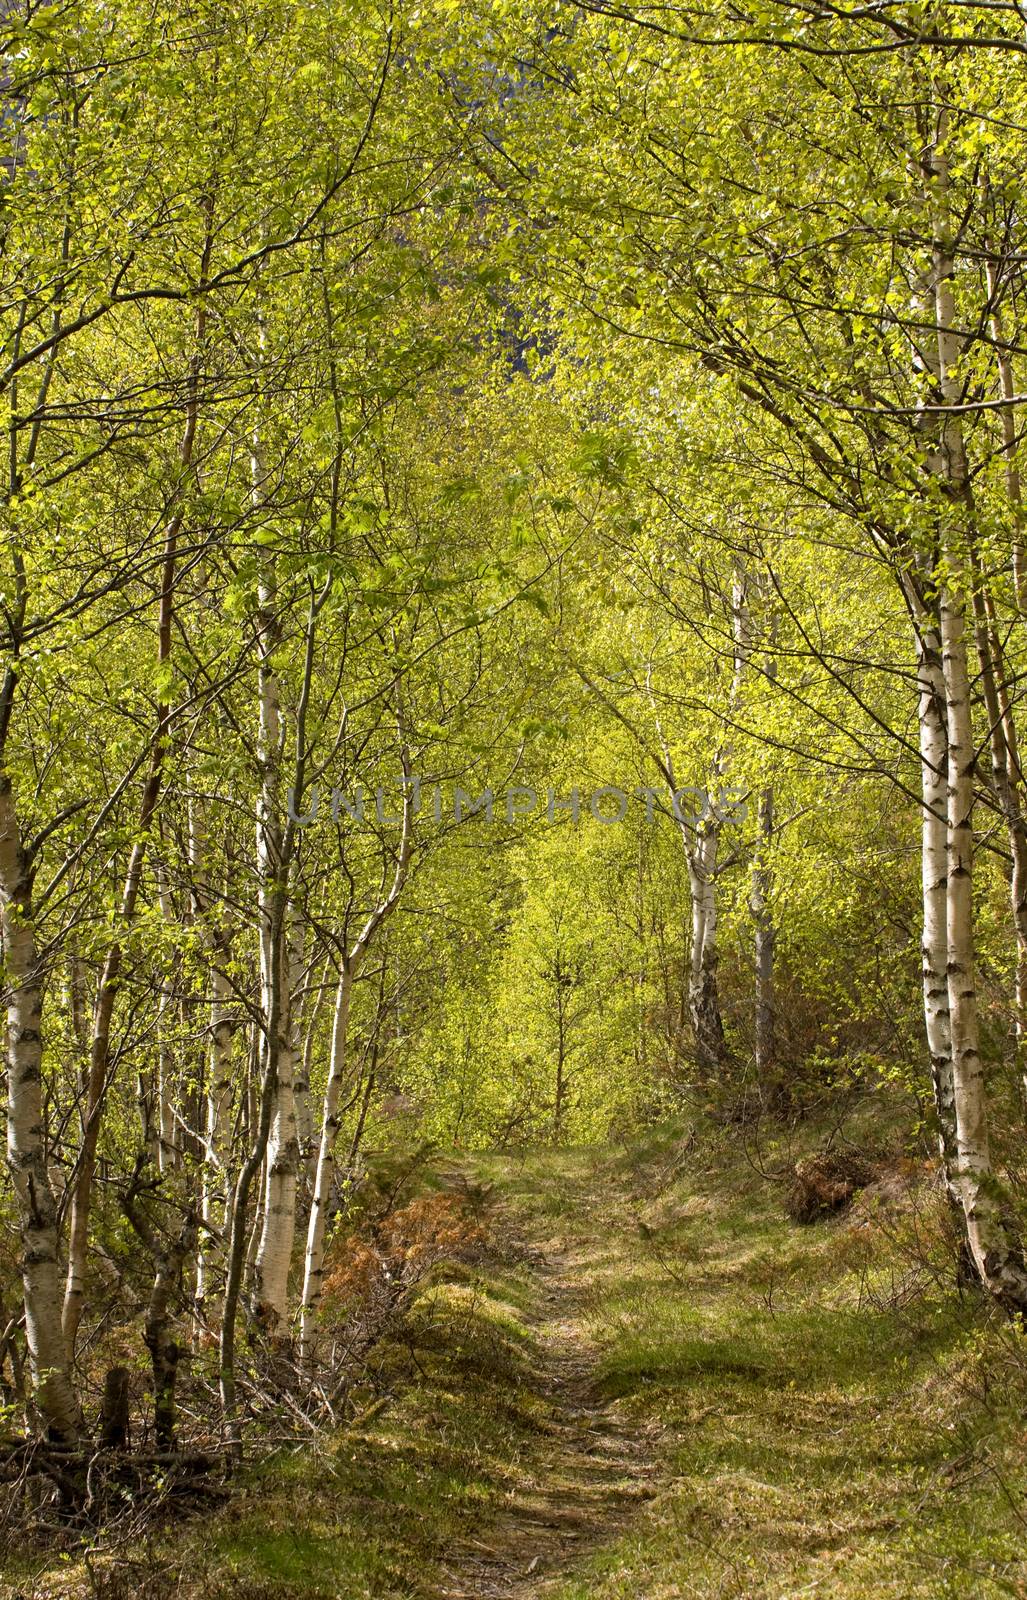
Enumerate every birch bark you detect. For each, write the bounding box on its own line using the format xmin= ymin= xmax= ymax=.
xmin=299 ymin=754 xmax=413 ymax=1363
xmin=191 ymin=807 xmax=236 ymax=1334
xmin=926 ymin=101 xmax=1027 ymax=1308
xmin=913 ymin=615 xmax=960 ymax=1200
xmin=680 ymin=569 xmax=752 ymax=1074
xmin=0 ymin=772 xmax=81 ymax=1440
xmin=249 ymin=531 xmax=300 ymax=1334
xmin=220 ymin=576 xmax=327 ymax=1423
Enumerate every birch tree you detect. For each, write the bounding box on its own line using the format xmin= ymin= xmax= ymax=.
xmin=299 ymin=752 xmax=415 ymax=1362
xmin=511 ymin=5 xmax=1027 ymax=1302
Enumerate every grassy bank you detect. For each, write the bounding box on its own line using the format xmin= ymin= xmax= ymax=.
xmin=488 ymin=1119 xmax=1027 ymax=1599
xmin=13 ymin=1104 xmax=1027 ymax=1600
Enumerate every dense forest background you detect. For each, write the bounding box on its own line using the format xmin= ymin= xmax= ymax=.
xmin=4 ymin=2 xmax=1027 ymax=1593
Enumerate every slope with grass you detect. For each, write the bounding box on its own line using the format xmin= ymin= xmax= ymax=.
xmin=21 ymin=1108 xmax=1027 ymax=1600
xmin=484 ymin=1124 xmax=1027 ymax=1600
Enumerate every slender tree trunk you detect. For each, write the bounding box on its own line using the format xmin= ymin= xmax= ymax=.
xmin=956 ymin=251 xmax=1027 ymax=1080
xmin=687 ymin=825 xmax=724 ymax=1074
xmin=291 ymin=922 xmax=314 ymax=1203
xmin=648 ymin=665 xmax=728 ymax=1074
xmin=298 ymin=961 xmax=353 ymax=1362
xmin=0 ymin=235 xmax=83 ymax=1436
xmin=220 ymin=883 xmax=287 ymax=1430
xmin=249 ymin=542 xmax=299 ymax=1333
xmin=348 ymin=1058 xmax=377 ymax=1171
xmin=221 ymin=574 xmax=327 ymax=1420
xmin=934 ymin=237 xmax=1027 ymax=1087
xmin=749 ymin=593 xmax=777 ymax=1099
xmin=299 ymin=758 xmax=413 ymax=1363
xmin=964 ymin=558 xmax=1027 ymax=1093
xmin=927 ymin=104 xmax=1027 ymax=1310
xmin=126 ymin=943 xmax=159 ymax=1167
xmin=298 ymin=949 xmax=332 ymax=1198
xmin=0 ymin=774 xmax=81 ymax=1441
xmin=251 ymin=947 xmax=298 ymax=1331
xmin=123 ymin=1190 xmax=197 ymax=1453
xmin=553 ymin=1022 xmax=569 ymax=1140
xmin=194 ymin=935 xmax=235 ymax=1335
xmin=674 ymin=570 xmax=754 ymax=1075
xmin=913 ymin=619 xmax=960 ymax=1203
xmin=936 ymin=564 xmax=1027 ymax=1302
xmin=552 ymin=952 xmax=573 ymax=1141
xmin=244 ymin=1176 xmax=265 ymax=1291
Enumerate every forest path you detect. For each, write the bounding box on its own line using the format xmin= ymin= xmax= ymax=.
xmin=437 ymin=1151 xmax=666 ymax=1600
xmin=429 ymin=1126 xmax=1025 ymax=1600
xmin=179 ymin=1120 xmax=1027 ymax=1600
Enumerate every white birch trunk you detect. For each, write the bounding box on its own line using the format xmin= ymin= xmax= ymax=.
xmin=687 ymin=826 xmax=723 ymax=1073
xmin=0 ymin=774 xmax=81 ymax=1440
xmin=914 ymin=622 xmax=959 ymax=1199
xmin=252 ymin=957 xmax=298 ymax=1331
xmin=928 ymin=105 xmax=1027 ymax=1308
xmin=299 ymin=757 xmax=414 ymax=1363
xmin=687 ymin=570 xmax=752 ymax=1073
xmin=186 ymin=800 xmax=235 ymax=1332
xmin=250 ymin=544 xmax=299 ymax=1333
xmin=749 ymin=595 xmax=777 ymax=1099
xmin=299 ymin=962 xmax=354 ymax=1361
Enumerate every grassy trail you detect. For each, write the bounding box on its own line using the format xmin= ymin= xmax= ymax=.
xmin=438 ymin=1220 xmax=659 ymax=1598
xmin=446 ymin=1133 xmax=1027 ymax=1600
xmin=183 ymin=1121 xmax=1027 ymax=1600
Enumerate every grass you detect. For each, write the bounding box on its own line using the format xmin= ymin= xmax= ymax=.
xmin=201 ymin=1267 xmax=553 ymax=1600
xmin=13 ymin=1100 xmax=1027 ymax=1599
xmin=490 ymin=1119 xmax=1027 ymax=1600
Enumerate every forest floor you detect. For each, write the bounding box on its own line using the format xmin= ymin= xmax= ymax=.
xmin=12 ymin=1105 xmax=1027 ymax=1600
